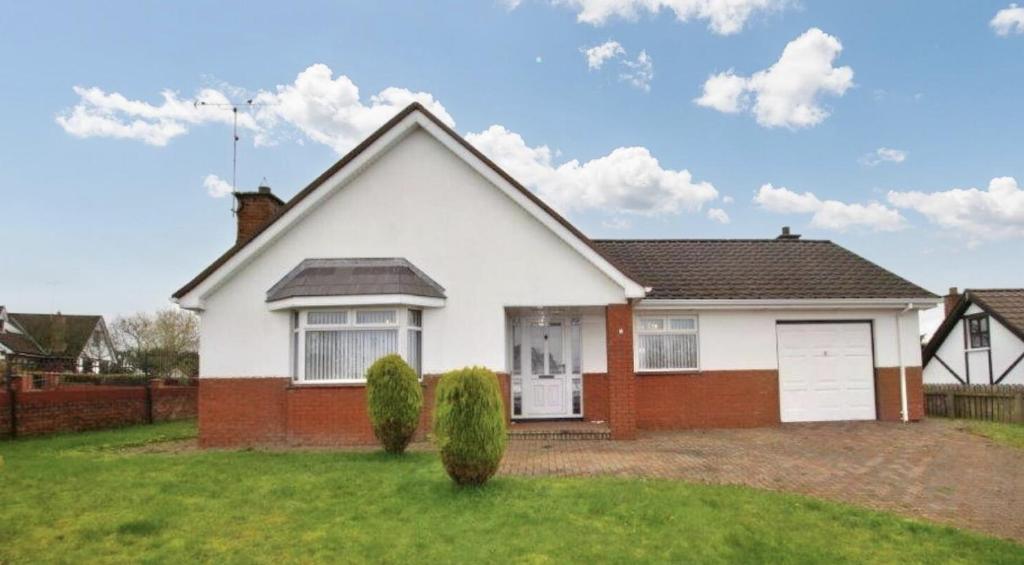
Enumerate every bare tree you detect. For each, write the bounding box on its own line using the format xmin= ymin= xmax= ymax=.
xmin=110 ymin=308 xmax=199 ymax=378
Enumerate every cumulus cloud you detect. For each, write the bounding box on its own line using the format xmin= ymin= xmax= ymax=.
xmin=707 ymin=208 xmax=730 ymax=223
xmin=695 ymin=28 xmax=854 ymax=128
xmin=581 ymin=41 xmax=653 ymax=91
xmin=60 ymin=63 xmax=719 ymax=217
xmin=203 ymin=174 xmax=234 ymax=198
xmin=888 ymin=177 xmax=1024 ymax=242
xmin=550 ymin=0 xmax=787 ymax=35
xmin=755 ymin=183 xmax=905 ymax=232
xmin=56 ymin=64 xmax=453 ymax=153
xmin=991 ymin=4 xmax=1024 ymax=35
xmin=860 ymin=147 xmax=907 ymax=166
xmin=582 ymin=40 xmax=625 ymax=69
xmin=467 ymin=125 xmax=719 ymax=216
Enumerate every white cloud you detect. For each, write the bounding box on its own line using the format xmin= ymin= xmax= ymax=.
xmin=887 ymin=177 xmax=1024 ymax=241
xmin=620 ymin=50 xmax=654 ymax=91
xmin=695 ymin=28 xmax=854 ymax=129
xmin=860 ymin=147 xmax=907 ymax=166
xmin=551 ymin=0 xmax=787 ymax=35
xmin=467 ymin=125 xmax=719 ymax=216
xmin=581 ymin=41 xmax=653 ymax=91
xmin=203 ymin=174 xmax=234 ymax=198
xmin=721 ymin=195 xmax=735 ymax=204
xmin=601 ymin=217 xmax=632 ymax=229
xmin=582 ymin=40 xmax=625 ymax=69
xmin=991 ymin=4 xmax=1024 ymax=36
xmin=536 ymin=55 xmax=544 ymax=63
xmin=707 ymin=208 xmax=730 ymax=223
xmin=56 ymin=64 xmax=453 ymax=154
xmin=755 ymin=183 xmax=905 ymax=232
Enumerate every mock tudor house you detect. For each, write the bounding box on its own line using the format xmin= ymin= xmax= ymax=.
xmin=173 ymin=103 xmax=939 ymax=447
xmin=0 ymin=306 xmax=117 ymax=373
xmin=923 ymin=288 xmax=1024 ymax=385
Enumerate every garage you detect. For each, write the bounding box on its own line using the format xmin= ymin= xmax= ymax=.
xmin=776 ymin=322 xmax=876 ymax=423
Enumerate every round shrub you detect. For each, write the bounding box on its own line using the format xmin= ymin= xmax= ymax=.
xmin=432 ymin=366 xmax=507 ymax=486
xmin=366 ymin=354 xmax=423 ymax=454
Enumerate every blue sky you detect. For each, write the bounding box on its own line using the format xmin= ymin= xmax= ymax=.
xmin=1 ymin=1 xmax=1022 ymax=333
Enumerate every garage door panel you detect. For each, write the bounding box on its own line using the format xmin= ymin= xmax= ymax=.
xmin=778 ymin=323 xmax=876 ymax=423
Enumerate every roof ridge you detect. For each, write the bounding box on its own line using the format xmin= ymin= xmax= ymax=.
xmin=967 ymin=288 xmax=1024 ymax=293
xmin=591 ymin=238 xmax=833 ymax=243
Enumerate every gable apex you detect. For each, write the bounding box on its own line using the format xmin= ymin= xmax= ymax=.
xmin=172 ymin=103 xmax=645 ymax=308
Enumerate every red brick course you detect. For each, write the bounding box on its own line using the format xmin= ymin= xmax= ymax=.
xmin=0 ymin=391 xmax=10 ymax=439
xmin=199 ymin=378 xmax=288 ymax=447
xmin=637 ymin=370 xmax=781 ymax=429
xmin=875 ymin=366 xmax=924 ymax=422
xmin=582 ymin=373 xmax=609 ymax=422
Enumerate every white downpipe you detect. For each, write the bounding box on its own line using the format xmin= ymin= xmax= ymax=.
xmin=895 ymin=303 xmax=913 ymax=423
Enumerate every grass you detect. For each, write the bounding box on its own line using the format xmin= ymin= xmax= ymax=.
xmin=0 ymin=423 xmax=1021 ymax=564
xmin=956 ymin=419 xmax=1024 ymax=450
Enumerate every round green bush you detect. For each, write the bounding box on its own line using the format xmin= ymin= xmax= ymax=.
xmin=432 ymin=366 xmax=507 ymax=485
xmin=366 ymin=354 xmax=423 ymax=454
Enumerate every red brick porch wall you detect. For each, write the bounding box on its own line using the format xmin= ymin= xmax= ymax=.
xmin=582 ymin=373 xmax=609 ymax=422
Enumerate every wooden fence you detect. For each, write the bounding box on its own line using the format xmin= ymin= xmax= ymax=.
xmin=924 ymin=384 xmax=1024 ymax=424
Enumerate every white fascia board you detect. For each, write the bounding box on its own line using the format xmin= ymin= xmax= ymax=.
xmin=636 ymin=298 xmax=942 ymax=311
xmin=267 ymin=295 xmax=446 ymax=311
xmin=414 ymin=115 xmax=646 ymax=299
xmin=176 ymin=109 xmax=645 ymax=310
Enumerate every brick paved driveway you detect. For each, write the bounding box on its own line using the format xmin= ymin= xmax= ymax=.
xmin=500 ymin=419 xmax=1024 ymax=542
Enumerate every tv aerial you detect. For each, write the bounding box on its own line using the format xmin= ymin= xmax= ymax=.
xmin=193 ymin=97 xmax=271 ymax=214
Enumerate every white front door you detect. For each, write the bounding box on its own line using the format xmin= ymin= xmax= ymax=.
xmin=777 ymin=322 xmax=876 ymax=423
xmin=524 ymin=321 xmax=571 ymax=417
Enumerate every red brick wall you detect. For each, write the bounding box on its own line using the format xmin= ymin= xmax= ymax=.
xmin=235 ymin=193 xmax=283 ymax=244
xmin=0 ymin=391 xmax=10 ymax=439
xmin=636 ymin=370 xmax=781 ymax=429
xmin=605 ymin=304 xmax=637 ymax=439
xmin=198 ymin=373 xmax=510 ymax=448
xmin=152 ymin=386 xmax=198 ymax=422
xmin=199 ymin=378 xmax=289 ymax=447
xmin=582 ymin=373 xmax=609 ymax=422
xmin=876 ymin=366 xmax=924 ymax=422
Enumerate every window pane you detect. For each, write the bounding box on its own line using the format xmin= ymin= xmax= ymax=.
xmin=571 ymin=319 xmax=581 ymax=374
xmin=637 ymin=334 xmax=697 ymax=370
xmin=511 ymin=323 xmax=521 ymax=375
xmin=530 ymin=326 xmax=545 ymax=374
xmin=308 ymin=311 xmax=347 ymax=325
xmin=304 ymin=329 xmax=398 ymax=381
xmin=547 ymin=323 xmax=565 ymax=374
xmin=407 ymin=329 xmax=422 ymax=376
xmin=669 ymin=318 xmax=696 ymax=331
xmin=638 ymin=318 xmax=664 ymax=330
xmin=356 ymin=310 xmax=397 ymax=325
xmin=408 ymin=309 xmax=422 ymax=328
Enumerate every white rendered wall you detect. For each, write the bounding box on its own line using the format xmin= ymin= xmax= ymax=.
xmin=924 ymin=303 xmax=1024 ymax=385
xmin=660 ymin=308 xmax=924 ymax=371
xmin=198 ymin=128 xmax=626 ymax=377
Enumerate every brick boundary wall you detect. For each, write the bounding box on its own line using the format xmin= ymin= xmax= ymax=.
xmin=1 ymin=384 xmax=197 ymax=439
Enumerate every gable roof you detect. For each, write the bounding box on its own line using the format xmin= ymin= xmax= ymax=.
xmin=593 ymin=239 xmax=938 ymax=301
xmin=266 ymin=258 xmax=446 ymax=302
xmin=0 ymin=331 xmax=45 ymax=357
xmin=172 ymin=102 xmax=644 ymax=305
xmin=7 ymin=313 xmax=102 ymax=359
xmin=924 ymin=289 xmax=1024 ymax=364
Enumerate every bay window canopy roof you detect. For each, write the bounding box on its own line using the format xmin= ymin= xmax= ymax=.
xmin=266 ymin=258 xmax=446 ymax=310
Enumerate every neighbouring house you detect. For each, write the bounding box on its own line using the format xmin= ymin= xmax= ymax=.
xmin=173 ymin=103 xmax=940 ymax=447
xmin=923 ymin=288 xmax=1024 ymax=386
xmin=0 ymin=306 xmax=118 ymax=373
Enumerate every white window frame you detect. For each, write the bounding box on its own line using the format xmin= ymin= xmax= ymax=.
xmin=633 ymin=313 xmax=700 ymax=372
xmin=293 ymin=306 xmax=423 ymax=384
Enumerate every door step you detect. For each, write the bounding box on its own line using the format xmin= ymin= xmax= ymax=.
xmin=508 ymin=422 xmax=610 ymax=441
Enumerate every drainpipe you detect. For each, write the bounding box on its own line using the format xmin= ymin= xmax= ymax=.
xmin=895 ymin=303 xmax=914 ymax=423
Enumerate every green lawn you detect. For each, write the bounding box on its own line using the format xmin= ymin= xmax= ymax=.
xmin=0 ymin=423 xmax=1021 ymax=564
xmin=956 ymin=419 xmax=1024 ymax=450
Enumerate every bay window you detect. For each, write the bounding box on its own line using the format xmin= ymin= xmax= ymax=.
xmin=635 ymin=314 xmax=699 ymax=371
xmin=293 ymin=307 xmax=423 ymax=383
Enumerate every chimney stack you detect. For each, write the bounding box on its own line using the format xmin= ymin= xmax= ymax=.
xmin=776 ymin=226 xmax=801 ymax=240
xmin=235 ymin=184 xmax=284 ymax=244
xmin=944 ymin=287 xmax=960 ymax=317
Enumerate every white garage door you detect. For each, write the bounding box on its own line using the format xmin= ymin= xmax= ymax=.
xmin=777 ymin=322 xmax=876 ymax=423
